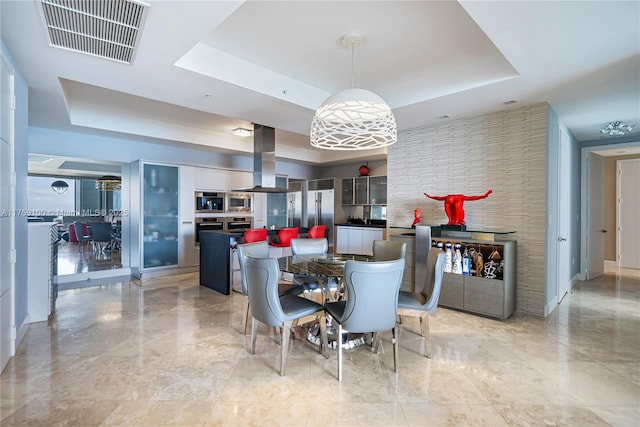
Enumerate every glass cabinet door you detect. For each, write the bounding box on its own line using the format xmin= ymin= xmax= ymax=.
xmin=354 ymin=177 xmax=369 ymax=205
xmin=341 ymin=178 xmax=354 ymax=205
xmin=368 ymin=176 xmax=387 ymax=205
xmin=143 ymin=163 xmax=179 ymax=269
xmin=266 ymin=176 xmax=288 ymax=229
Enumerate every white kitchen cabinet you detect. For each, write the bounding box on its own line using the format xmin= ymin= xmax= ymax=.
xmin=28 ymin=223 xmax=55 ymax=323
xmin=335 ymin=226 xmax=383 ymax=255
xmin=227 ymin=170 xmax=253 ymax=191
xmin=194 ymin=167 xmax=227 ymax=191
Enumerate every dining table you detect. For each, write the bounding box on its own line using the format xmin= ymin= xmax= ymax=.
xmin=277 ymin=253 xmax=374 ymax=349
xmin=277 ymin=253 xmax=372 ymax=302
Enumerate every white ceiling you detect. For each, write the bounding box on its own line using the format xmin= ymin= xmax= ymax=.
xmin=2 ymin=0 xmax=639 ymax=171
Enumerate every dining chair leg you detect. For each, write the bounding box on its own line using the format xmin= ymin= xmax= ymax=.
xmin=243 ymin=299 xmax=250 ymax=336
xmin=250 ymin=317 xmax=259 ymax=354
xmin=392 ymin=325 xmax=399 ymax=373
xmin=280 ymin=320 xmax=293 ymax=376
xmin=419 ymin=315 xmax=425 ymax=337
xmin=423 ymin=313 xmax=432 ymax=358
xmin=319 ymin=314 xmax=328 ymax=358
xmin=371 ymin=332 xmax=382 ymax=354
xmin=337 ymin=323 xmax=343 ymax=382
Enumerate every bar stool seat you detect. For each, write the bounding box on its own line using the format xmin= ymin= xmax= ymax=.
xmin=243 ymin=228 xmax=268 ymax=243
xmin=268 ymin=227 xmax=299 ymax=247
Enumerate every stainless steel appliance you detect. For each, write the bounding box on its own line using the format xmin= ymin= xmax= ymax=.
xmin=306 ymin=178 xmax=338 ymax=249
xmin=225 ymin=216 xmax=252 ymax=231
xmin=370 ymin=205 xmax=387 ymax=220
xmin=287 ymin=179 xmax=304 ymax=228
xmin=226 ymin=192 xmax=252 ymax=212
xmin=194 ymin=217 xmax=224 ymax=245
xmin=195 ymin=192 xmax=225 ymax=213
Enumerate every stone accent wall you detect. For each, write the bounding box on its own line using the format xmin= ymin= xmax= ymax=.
xmin=388 ymin=103 xmax=548 ymax=315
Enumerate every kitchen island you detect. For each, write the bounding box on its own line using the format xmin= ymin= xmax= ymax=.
xmin=199 ymin=228 xmax=310 ymax=295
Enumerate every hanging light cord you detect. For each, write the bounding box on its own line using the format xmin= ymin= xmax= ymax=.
xmin=350 ymin=40 xmax=355 ymax=88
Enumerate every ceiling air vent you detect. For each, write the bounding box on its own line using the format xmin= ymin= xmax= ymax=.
xmin=40 ymin=0 xmax=149 ymax=64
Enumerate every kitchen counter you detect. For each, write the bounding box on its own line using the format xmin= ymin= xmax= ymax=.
xmin=335 ymin=223 xmax=387 ymax=229
xmin=201 ymin=228 xmax=310 ymax=237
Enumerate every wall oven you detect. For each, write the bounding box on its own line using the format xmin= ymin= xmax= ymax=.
xmin=195 ymin=217 xmax=225 ymax=245
xmin=225 ymin=216 xmax=252 ymax=231
xmin=195 ymin=192 xmax=225 ymax=213
xmin=227 ymin=192 xmax=252 ymax=212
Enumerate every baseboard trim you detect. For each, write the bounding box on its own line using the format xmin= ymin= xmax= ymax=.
xmin=544 ymin=295 xmax=558 ymax=317
xmin=137 ymin=266 xmax=198 ymax=280
xmin=604 ymin=260 xmax=618 ymax=270
xmin=55 ymin=268 xmax=133 ymax=290
xmin=15 ymin=319 xmax=29 ymax=350
xmin=570 ymin=273 xmax=580 ymax=289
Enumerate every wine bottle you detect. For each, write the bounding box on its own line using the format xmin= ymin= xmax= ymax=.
xmin=462 ymin=246 xmax=471 ymax=275
xmin=444 ymin=242 xmax=452 ymax=273
xmin=453 ymin=243 xmax=462 ymax=274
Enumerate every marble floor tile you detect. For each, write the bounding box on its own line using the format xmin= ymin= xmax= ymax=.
xmin=1 ymin=270 xmax=638 ymax=426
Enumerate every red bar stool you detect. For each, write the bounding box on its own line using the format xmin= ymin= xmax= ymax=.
xmin=268 ymin=227 xmax=299 ymax=248
xmin=243 ymin=228 xmax=268 ymax=243
xmin=308 ymin=225 xmax=326 ymax=239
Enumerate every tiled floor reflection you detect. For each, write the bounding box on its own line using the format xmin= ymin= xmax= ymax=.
xmin=56 ymin=240 xmax=122 ymax=276
xmin=1 ymin=269 xmax=638 ymax=426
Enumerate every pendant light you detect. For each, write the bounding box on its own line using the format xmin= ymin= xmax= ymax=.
xmin=51 ymin=180 xmax=69 ymax=194
xmin=96 ymin=175 xmax=122 ymax=191
xmin=310 ymin=33 xmax=397 ymax=150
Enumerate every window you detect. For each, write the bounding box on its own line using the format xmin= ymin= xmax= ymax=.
xmin=28 ymin=176 xmax=75 ymax=215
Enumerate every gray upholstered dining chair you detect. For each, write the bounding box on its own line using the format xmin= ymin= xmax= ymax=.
xmin=324 ymin=258 xmax=405 ymax=381
xmin=236 ymin=241 xmax=303 ymax=335
xmin=290 ymin=237 xmax=329 ymax=299
xmin=397 ymin=247 xmax=445 ymax=358
xmin=72 ymin=221 xmax=92 ymax=252
xmin=89 ymin=222 xmax=113 ymax=254
xmin=245 ymin=255 xmax=328 ymax=376
xmin=372 ymin=239 xmax=407 ymax=261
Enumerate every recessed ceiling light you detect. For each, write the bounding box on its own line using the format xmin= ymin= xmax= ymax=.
xmin=438 ymin=114 xmax=451 ymax=119
xmin=232 ymin=128 xmax=253 ymax=137
xmin=503 ymin=100 xmax=518 ymax=105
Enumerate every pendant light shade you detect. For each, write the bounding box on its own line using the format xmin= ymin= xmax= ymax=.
xmin=51 ymin=180 xmax=69 ymax=194
xmin=310 ymin=33 xmax=397 ymax=150
xmin=96 ymin=175 xmax=122 ymax=191
xmin=310 ymin=88 xmax=397 ymax=150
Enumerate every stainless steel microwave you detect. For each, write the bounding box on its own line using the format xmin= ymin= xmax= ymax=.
xmin=195 ymin=192 xmax=225 ymax=213
xmin=227 ymin=193 xmax=252 ymax=212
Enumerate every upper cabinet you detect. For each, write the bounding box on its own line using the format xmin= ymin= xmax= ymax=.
xmin=368 ymin=176 xmax=387 ymax=205
xmin=194 ymin=168 xmax=227 ymax=191
xmin=341 ymin=175 xmax=387 ymax=205
xmin=227 ymin=170 xmax=253 ymax=190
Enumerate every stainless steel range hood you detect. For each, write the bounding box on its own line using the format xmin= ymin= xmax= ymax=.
xmin=234 ymin=124 xmax=294 ymax=193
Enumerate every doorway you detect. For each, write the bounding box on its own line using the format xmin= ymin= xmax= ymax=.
xmin=582 ymin=143 xmax=640 ymax=280
xmin=617 ymin=159 xmax=640 ymax=269
xmin=27 ymin=155 xmax=130 ymax=289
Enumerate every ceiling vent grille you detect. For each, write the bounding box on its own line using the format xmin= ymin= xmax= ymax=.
xmin=40 ymin=0 xmax=148 ymax=64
